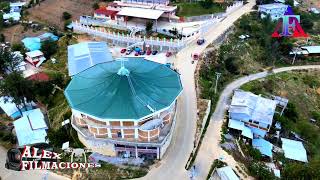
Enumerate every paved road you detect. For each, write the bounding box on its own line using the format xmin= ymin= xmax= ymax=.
xmin=193 ymin=65 xmax=320 ymax=179
xmin=142 ymin=1 xmax=256 ymax=180
xmin=0 ymin=146 xmax=68 ymax=180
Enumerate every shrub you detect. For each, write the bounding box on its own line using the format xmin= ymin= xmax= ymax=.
xmin=62 ymin=12 xmax=72 ymax=20
xmin=0 ymin=34 xmax=5 ymax=42
xmin=92 ymin=3 xmax=99 ymax=10
xmin=41 ymin=39 xmax=58 ymax=58
xmin=248 ymin=162 xmax=276 ymax=180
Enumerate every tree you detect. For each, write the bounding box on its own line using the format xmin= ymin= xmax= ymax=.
xmin=92 ymin=3 xmax=99 ymax=10
xmin=62 ymin=11 xmax=72 ymax=20
xmin=0 ymin=48 xmax=23 ymax=76
xmin=300 ymin=17 xmax=314 ymax=31
xmin=0 ymin=34 xmax=5 ymax=42
xmin=0 ymin=72 xmax=35 ymax=111
xmin=200 ymin=0 xmax=213 ymax=9
xmin=41 ymin=39 xmax=58 ymax=59
xmin=285 ymin=0 xmax=294 ymax=6
xmin=145 ymin=21 xmax=153 ymax=34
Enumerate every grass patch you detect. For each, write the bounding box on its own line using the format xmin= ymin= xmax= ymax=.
xmin=176 ymin=2 xmax=225 ymax=17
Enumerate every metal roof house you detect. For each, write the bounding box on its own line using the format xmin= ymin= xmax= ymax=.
xmin=13 ymin=108 xmax=48 ymax=146
xmin=210 ymin=166 xmax=239 ymax=180
xmin=0 ymin=96 xmax=35 ymax=119
xmin=67 ymin=42 xmax=113 ymax=76
xmin=65 ymin=56 xmax=182 ymax=159
xmin=258 ymin=3 xmax=288 ymax=20
xmin=281 ymin=138 xmax=308 ymax=162
xmin=252 ymin=138 xmax=273 ymax=158
xmin=228 ymin=90 xmax=278 ymax=137
xmin=290 ymin=46 xmax=320 ymax=56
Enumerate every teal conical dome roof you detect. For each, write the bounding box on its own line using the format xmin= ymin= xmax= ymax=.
xmin=64 ymin=58 xmax=182 ymax=120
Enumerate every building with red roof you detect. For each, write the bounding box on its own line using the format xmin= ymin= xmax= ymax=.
xmin=28 ymin=72 xmax=50 ymax=81
xmin=94 ymin=7 xmax=118 ymax=20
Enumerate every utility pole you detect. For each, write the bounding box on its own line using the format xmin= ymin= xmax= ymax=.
xmin=214 ymin=72 xmax=221 ymax=94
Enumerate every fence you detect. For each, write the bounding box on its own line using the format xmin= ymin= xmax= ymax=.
xmin=225 ymin=1 xmax=244 ymax=15
xmin=72 ymin=22 xmax=187 ymax=50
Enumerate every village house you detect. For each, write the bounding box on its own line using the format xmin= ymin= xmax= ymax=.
xmin=25 ymin=50 xmax=46 ymax=67
xmin=0 ymin=96 xmax=36 ymax=119
xmin=64 ymin=42 xmax=182 ymax=159
xmin=13 ymin=108 xmax=48 ymax=146
xmin=67 ymin=42 xmax=113 ymax=76
xmin=258 ymin=3 xmax=288 ymax=20
xmin=210 ymin=166 xmax=239 ymax=180
xmin=228 ymin=90 xmax=287 ymax=138
xmin=290 ymin=45 xmax=320 ymax=56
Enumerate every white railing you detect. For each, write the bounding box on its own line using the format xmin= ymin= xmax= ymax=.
xmin=72 ymin=21 xmax=187 ymax=50
xmin=226 ymin=1 xmax=244 ymax=15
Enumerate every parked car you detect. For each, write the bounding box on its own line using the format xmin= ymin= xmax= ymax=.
xmin=135 ymin=52 xmax=139 ymax=56
xmin=146 ymin=50 xmax=152 ymax=55
xmin=139 ymin=50 xmax=146 ymax=55
xmin=192 ymin=53 xmax=200 ymax=60
xmin=126 ymin=49 xmax=133 ymax=55
xmin=197 ymin=38 xmax=205 ymax=45
xmin=120 ymin=48 xmax=126 ymax=53
xmin=166 ymin=51 xmax=172 ymax=57
xmin=152 ymin=50 xmax=158 ymax=55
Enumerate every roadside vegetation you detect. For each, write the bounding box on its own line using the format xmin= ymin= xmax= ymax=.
xmin=241 ymin=70 xmax=320 ymax=179
xmin=176 ymin=1 xmax=226 ymax=17
xmin=197 ymin=2 xmax=320 ymax=179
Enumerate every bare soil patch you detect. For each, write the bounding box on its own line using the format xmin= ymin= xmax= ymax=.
xmin=25 ymin=0 xmax=95 ymax=29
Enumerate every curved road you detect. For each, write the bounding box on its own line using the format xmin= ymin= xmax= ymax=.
xmin=193 ymin=65 xmax=320 ymax=179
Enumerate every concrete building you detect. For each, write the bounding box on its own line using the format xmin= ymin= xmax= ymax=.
xmin=258 ymin=3 xmax=288 ymax=20
xmin=210 ymin=166 xmax=239 ymax=180
xmin=64 ymin=54 xmax=182 ymax=159
xmin=228 ymin=90 xmax=279 ymax=137
xmin=25 ymin=50 xmax=46 ymax=67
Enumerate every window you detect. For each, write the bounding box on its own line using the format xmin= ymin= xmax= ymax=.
xmin=253 ymin=121 xmax=259 ymax=125
xmin=117 ymin=131 xmax=122 ymax=138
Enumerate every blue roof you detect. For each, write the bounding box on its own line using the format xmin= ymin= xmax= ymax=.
xmin=241 ymin=126 xmax=253 ymax=139
xmin=67 ymin=42 xmax=113 ymax=76
xmin=38 ymin=32 xmax=59 ymax=41
xmin=250 ymin=126 xmax=267 ymax=137
xmin=252 ymin=138 xmax=273 ymax=157
xmin=13 ymin=109 xmax=48 ymax=146
xmin=22 ymin=37 xmax=41 ymax=51
xmin=22 ymin=33 xmax=59 ymax=51
xmin=281 ymin=138 xmax=308 ymax=162
xmin=228 ymin=119 xmax=244 ymax=130
xmin=216 ymin=166 xmax=239 ymax=180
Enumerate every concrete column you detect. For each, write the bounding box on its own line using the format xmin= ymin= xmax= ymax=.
xmin=106 ymin=121 xmax=112 ymax=138
xmin=134 ymin=121 xmax=139 ymax=139
xmin=157 ymin=147 xmax=160 ymax=159
xmin=120 ymin=121 xmax=124 ymax=139
xmin=135 ymin=146 xmax=138 ymax=158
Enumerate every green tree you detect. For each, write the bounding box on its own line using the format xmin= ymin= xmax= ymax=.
xmin=200 ymin=0 xmax=213 ymax=9
xmin=146 ymin=21 xmax=153 ymax=34
xmin=62 ymin=11 xmax=72 ymax=20
xmin=0 ymin=34 xmax=5 ymax=42
xmin=0 ymin=72 xmax=35 ymax=111
xmin=248 ymin=162 xmax=276 ymax=180
xmin=92 ymin=2 xmax=99 ymax=10
xmin=41 ymin=39 xmax=58 ymax=59
xmin=0 ymin=48 xmax=23 ymax=76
